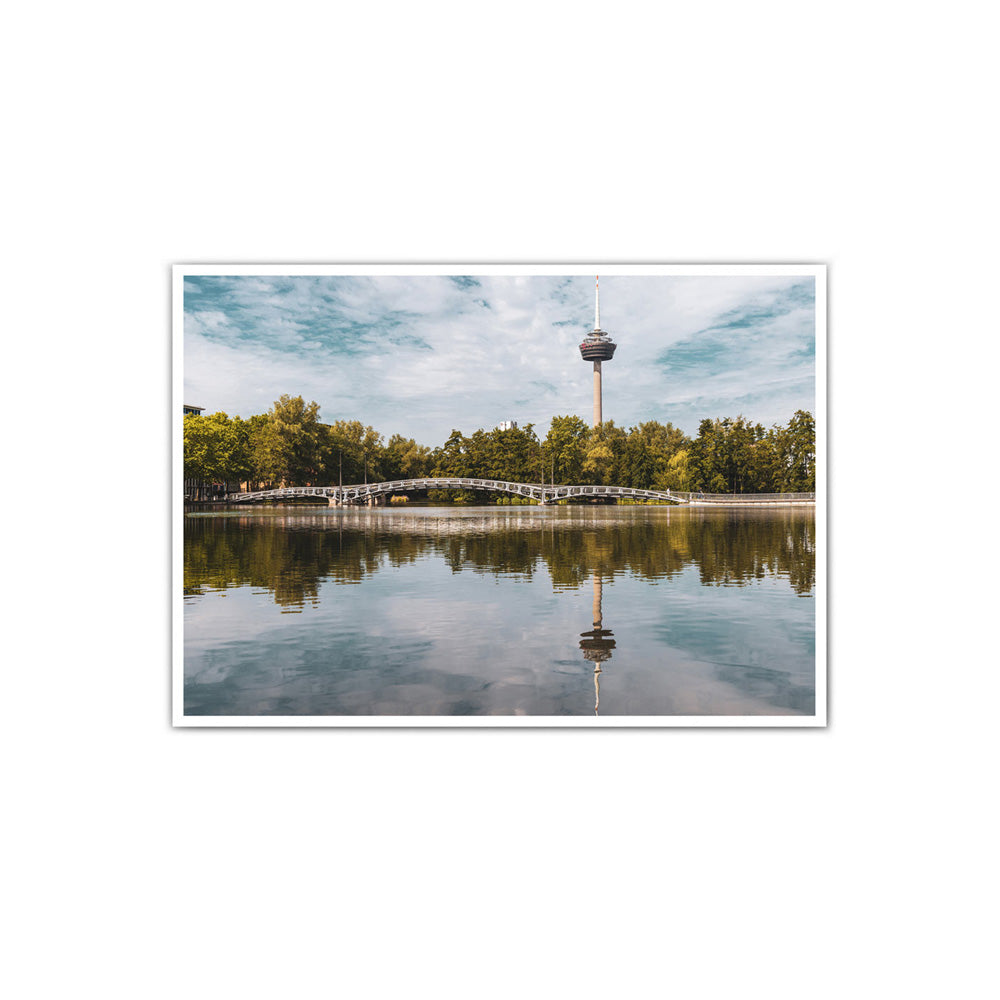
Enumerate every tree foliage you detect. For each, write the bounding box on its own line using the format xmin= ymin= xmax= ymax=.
xmin=321 ymin=420 xmax=384 ymax=486
xmin=687 ymin=412 xmax=816 ymax=493
xmin=183 ymin=412 xmax=250 ymax=484
xmin=184 ymin=396 xmax=815 ymax=496
xmin=382 ymin=434 xmax=433 ymax=481
xmin=543 ymin=415 xmax=589 ymax=483
xmin=266 ymin=394 xmax=324 ymax=486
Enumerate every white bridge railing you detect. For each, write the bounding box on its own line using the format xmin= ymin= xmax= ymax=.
xmin=223 ymin=479 xmax=815 ymax=506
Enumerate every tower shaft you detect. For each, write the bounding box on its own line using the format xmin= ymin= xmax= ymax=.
xmin=593 ymin=361 xmax=602 ymax=427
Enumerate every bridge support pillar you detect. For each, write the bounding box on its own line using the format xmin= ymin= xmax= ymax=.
xmin=328 ymin=494 xmax=341 ymax=507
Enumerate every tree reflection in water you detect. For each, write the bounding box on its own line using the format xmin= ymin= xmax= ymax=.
xmin=184 ymin=506 xmax=816 ymax=717
xmin=184 ymin=505 xmax=815 ymax=610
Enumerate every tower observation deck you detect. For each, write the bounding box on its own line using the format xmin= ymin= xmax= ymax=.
xmin=579 ymin=275 xmax=617 ymax=426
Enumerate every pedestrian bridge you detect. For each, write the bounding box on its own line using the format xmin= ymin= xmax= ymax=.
xmin=224 ymin=478 xmax=815 ymax=507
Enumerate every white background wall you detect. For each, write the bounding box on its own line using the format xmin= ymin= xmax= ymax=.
xmin=4 ymin=3 xmax=995 ymax=998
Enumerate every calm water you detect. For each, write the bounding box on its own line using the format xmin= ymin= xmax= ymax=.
xmin=183 ymin=504 xmax=817 ymax=718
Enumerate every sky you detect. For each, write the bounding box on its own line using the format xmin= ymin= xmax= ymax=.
xmin=182 ymin=272 xmax=816 ymax=445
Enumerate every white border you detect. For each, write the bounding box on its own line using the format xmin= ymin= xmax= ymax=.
xmin=173 ymin=263 xmax=827 ymax=728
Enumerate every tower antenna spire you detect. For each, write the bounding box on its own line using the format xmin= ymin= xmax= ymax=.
xmin=595 ymin=274 xmax=600 ymax=331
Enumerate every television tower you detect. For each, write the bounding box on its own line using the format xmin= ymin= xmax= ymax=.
xmin=578 ymin=275 xmax=617 ymax=426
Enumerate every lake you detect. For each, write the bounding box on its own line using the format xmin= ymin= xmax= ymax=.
xmin=182 ymin=504 xmax=818 ymax=722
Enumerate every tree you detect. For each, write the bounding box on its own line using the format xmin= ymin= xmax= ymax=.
xmin=321 ymin=420 xmax=384 ymax=485
xmin=433 ymin=429 xmax=473 ymax=479
xmin=183 ymin=411 xmax=249 ymax=485
xmin=246 ymin=413 xmax=281 ymax=487
xmin=382 ymin=435 xmax=432 ymax=481
xmin=663 ymin=448 xmax=694 ymax=491
xmin=687 ymin=413 xmax=815 ymax=494
xmin=428 ymin=429 xmax=475 ymax=501
xmin=776 ymin=410 xmax=816 ymax=491
xmin=543 ymin=415 xmax=589 ymax=484
xmin=265 ymin=395 xmax=324 ymax=485
xmin=689 ymin=418 xmax=733 ymax=493
xmin=581 ymin=422 xmax=624 ymax=486
xmin=484 ymin=423 xmax=541 ymax=483
xmin=616 ymin=420 xmax=690 ymax=490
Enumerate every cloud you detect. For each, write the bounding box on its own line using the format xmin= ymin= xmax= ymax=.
xmin=183 ymin=274 xmax=816 ymax=442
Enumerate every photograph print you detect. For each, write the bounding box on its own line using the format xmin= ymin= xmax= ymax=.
xmin=174 ymin=264 xmax=825 ymax=726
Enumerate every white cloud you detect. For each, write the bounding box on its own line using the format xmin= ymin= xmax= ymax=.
xmin=183 ymin=273 xmax=815 ymax=442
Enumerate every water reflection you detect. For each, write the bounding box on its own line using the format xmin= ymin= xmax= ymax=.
xmin=184 ymin=505 xmax=815 ymax=609
xmin=183 ymin=506 xmax=816 ymax=718
xmin=579 ymin=575 xmax=615 ymax=715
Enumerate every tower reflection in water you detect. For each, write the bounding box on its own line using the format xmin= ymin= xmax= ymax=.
xmin=579 ymin=574 xmax=615 ymax=715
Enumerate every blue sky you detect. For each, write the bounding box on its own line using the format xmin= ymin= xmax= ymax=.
xmin=183 ymin=272 xmax=816 ymax=444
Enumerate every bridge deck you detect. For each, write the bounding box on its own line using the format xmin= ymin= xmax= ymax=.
xmin=222 ymin=478 xmax=815 ymax=507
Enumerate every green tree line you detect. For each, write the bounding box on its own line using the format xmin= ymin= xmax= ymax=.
xmin=184 ymin=395 xmax=815 ymax=495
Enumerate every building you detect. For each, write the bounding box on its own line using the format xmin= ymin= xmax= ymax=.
xmin=496 ymin=420 xmax=518 ymax=431
xmin=578 ymin=276 xmax=617 ymax=426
